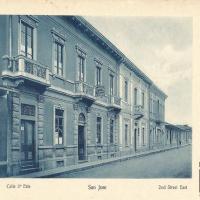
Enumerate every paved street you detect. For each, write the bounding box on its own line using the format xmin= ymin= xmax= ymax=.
xmin=54 ymin=145 xmax=192 ymax=178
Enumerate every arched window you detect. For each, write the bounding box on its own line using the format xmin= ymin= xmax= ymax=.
xmin=78 ymin=113 xmax=85 ymax=126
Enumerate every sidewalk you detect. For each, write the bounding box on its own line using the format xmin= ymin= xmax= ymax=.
xmin=14 ymin=144 xmax=190 ymax=178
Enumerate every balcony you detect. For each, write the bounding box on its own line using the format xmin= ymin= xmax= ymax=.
xmin=95 ymin=85 xmax=105 ymax=97
xmin=133 ymin=105 xmax=144 ymax=120
xmin=1 ymin=55 xmax=50 ymax=90
xmin=107 ymin=95 xmax=121 ymax=112
xmin=74 ymin=81 xmax=95 ymax=106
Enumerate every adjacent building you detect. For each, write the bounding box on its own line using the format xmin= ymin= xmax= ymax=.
xmin=0 ymin=15 xmax=192 ymax=177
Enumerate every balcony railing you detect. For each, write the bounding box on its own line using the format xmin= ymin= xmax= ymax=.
xmin=108 ymin=95 xmax=121 ymax=110
xmin=2 ymin=55 xmax=50 ymax=86
xmin=74 ymin=81 xmax=95 ymax=98
xmin=133 ymin=105 xmax=144 ymax=119
xmin=95 ymin=85 xmax=105 ymax=97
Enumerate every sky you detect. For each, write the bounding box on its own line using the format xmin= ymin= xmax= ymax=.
xmin=85 ymin=16 xmax=192 ymax=126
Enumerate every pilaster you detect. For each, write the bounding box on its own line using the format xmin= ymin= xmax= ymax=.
xmin=11 ymin=92 xmax=20 ymax=175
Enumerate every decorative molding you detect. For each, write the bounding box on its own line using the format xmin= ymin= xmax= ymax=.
xmin=19 ymin=15 xmax=38 ymax=28
xmin=75 ymin=44 xmax=87 ymax=58
xmin=108 ymin=65 xmax=115 ymax=74
xmin=14 ymin=80 xmax=24 ymax=88
xmin=38 ymin=95 xmax=45 ymax=103
xmin=94 ymin=57 xmax=103 ymax=66
xmin=73 ymin=103 xmax=79 ymax=110
xmin=87 ymin=107 xmax=91 ymax=113
xmin=51 ymin=27 xmax=66 ymax=44
xmin=12 ymin=92 xmax=20 ymax=98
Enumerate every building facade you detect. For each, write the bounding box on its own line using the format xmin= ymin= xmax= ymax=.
xmin=149 ymin=85 xmax=167 ymax=149
xmin=0 ymin=15 xmax=192 ymax=177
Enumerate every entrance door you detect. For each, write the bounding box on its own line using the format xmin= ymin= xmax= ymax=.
xmin=134 ymin=129 xmax=137 ymax=152
xmin=78 ymin=125 xmax=85 ymax=160
xmin=21 ymin=120 xmax=35 ymax=163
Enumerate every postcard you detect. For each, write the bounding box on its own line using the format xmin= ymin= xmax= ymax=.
xmin=0 ymin=0 xmax=199 ymax=200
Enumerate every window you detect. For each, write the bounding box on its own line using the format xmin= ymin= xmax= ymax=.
xmin=142 ymin=92 xmax=145 ymax=108
xmin=134 ymin=88 xmax=137 ymax=105
xmin=125 ymin=124 xmax=128 ymax=146
xmin=150 ymin=98 xmax=153 ymax=113
xmin=109 ymin=74 xmax=114 ymax=95
xmin=96 ymin=117 xmax=102 ymax=144
xmin=110 ymin=119 xmax=114 ymax=144
xmin=20 ymin=22 xmax=33 ymax=59
xmin=157 ymin=100 xmax=160 ymax=114
xmin=55 ymin=108 xmax=64 ymax=145
xmin=142 ymin=127 xmax=145 ymax=145
xmin=96 ymin=66 xmax=101 ymax=85
xmin=125 ymin=80 xmax=128 ymax=102
xmin=137 ymin=128 xmax=140 ymax=145
xmin=78 ymin=55 xmax=85 ymax=81
xmin=54 ymin=42 xmax=64 ymax=76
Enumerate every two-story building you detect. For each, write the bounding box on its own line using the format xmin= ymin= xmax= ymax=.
xmin=119 ymin=60 xmax=153 ymax=154
xmin=149 ymin=84 xmax=167 ymax=149
xmin=0 ymin=15 xmax=123 ymax=176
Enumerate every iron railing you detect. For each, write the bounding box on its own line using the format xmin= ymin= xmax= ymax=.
xmin=2 ymin=55 xmax=50 ymax=85
xmin=74 ymin=81 xmax=94 ymax=97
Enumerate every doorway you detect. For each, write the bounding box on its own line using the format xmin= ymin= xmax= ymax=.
xmin=78 ymin=125 xmax=85 ymax=160
xmin=78 ymin=113 xmax=86 ymax=161
xmin=134 ymin=128 xmax=137 ymax=152
xmin=20 ymin=120 xmax=35 ymax=164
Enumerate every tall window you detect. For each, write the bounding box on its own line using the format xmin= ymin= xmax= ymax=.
xmin=137 ymin=128 xmax=140 ymax=145
xmin=134 ymin=88 xmax=137 ymax=105
xmin=125 ymin=124 xmax=128 ymax=146
xmin=125 ymin=80 xmax=128 ymax=102
xmin=142 ymin=127 xmax=145 ymax=145
xmin=96 ymin=117 xmax=102 ymax=144
xmin=110 ymin=119 xmax=114 ymax=144
xmin=21 ymin=22 xmax=33 ymax=59
xmin=55 ymin=108 xmax=64 ymax=145
xmin=96 ymin=66 xmax=101 ymax=85
xmin=54 ymin=42 xmax=64 ymax=76
xmin=78 ymin=56 xmax=85 ymax=81
xmin=150 ymin=98 xmax=152 ymax=113
xmin=142 ymin=92 xmax=145 ymax=108
xmin=157 ymin=100 xmax=160 ymax=115
xmin=109 ymin=74 xmax=114 ymax=95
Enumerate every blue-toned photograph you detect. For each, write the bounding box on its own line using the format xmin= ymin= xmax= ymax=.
xmin=0 ymin=15 xmax=192 ymax=178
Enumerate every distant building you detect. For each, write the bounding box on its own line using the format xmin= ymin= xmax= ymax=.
xmin=0 ymin=15 xmax=192 ymax=177
xmin=165 ymin=123 xmax=192 ymax=147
